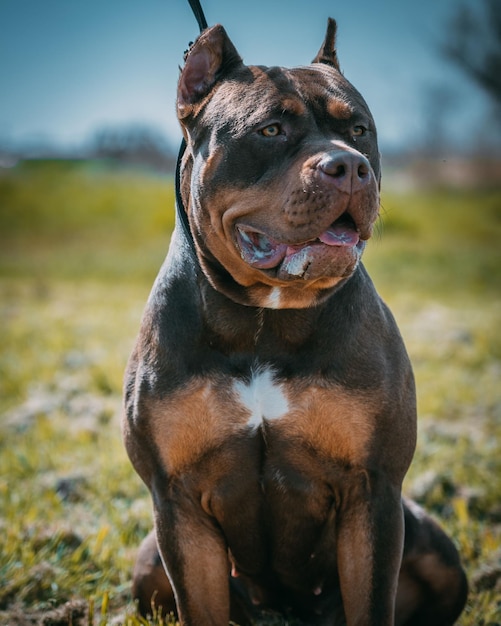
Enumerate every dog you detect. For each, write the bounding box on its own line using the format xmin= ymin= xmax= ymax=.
xmin=123 ymin=19 xmax=467 ymax=625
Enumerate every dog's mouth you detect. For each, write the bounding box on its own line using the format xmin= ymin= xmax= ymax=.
xmin=236 ymin=213 xmax=363 ymax=278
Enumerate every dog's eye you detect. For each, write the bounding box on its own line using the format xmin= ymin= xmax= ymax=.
xmin=352 ymin=125 xmax=367 ymax=137
xmin=260 ymin=124 xmax=281 ymax=137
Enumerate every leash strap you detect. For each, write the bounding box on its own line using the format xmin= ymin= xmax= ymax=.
xmin=174 ymin=137 xmax=191 ymax=244
xmin=187 ymin=0 xmax=208 ymax=32
xmin=175 ymin=0 xmax=208 ymax=246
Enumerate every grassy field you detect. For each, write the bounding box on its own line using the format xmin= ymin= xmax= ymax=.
xmin=0 ymin=160 xmax=500 ymax=624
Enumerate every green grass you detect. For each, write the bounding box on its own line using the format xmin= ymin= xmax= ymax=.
xmin=0 ymin=160 xmax=175 ymax=282
xmin=0 ymin=160 xmax=500 ymax=624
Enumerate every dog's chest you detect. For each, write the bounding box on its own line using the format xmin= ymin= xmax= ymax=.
xmin=232 ymin=368 xmax=289 ymax=428
xmin=148 ymin=367 xmax=376 ymax=474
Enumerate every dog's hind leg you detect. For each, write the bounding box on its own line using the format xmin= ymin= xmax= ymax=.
xmin=395 ymin=499 xmax=468 ymax=626
xmin=132 ymin=530 xmax=177 ymax=619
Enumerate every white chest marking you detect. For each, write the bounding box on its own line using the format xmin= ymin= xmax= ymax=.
xmin=233 ymin=368 xmax=289 ymax=428
xmin=266 ymin=287 xmax=282 ymax=309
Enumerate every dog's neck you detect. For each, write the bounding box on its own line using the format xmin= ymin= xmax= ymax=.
xmin=198 ymin=276 xmax=321 ymax=352
xmin=196 ymin=256 xmax=367 ymax=356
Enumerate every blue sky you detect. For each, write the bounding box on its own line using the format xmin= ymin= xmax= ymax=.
xmin=0 ymin=0 xmax=487 ymax=153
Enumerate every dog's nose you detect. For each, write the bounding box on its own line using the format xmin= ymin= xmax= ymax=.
xmin=318 ymin=151 xmax=371 ymax=193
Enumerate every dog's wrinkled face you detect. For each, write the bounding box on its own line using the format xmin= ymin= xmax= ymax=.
xmin=177 ymin=22 xmax=380 ymax=309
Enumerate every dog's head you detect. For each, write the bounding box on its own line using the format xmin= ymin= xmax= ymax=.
xmin=177 ymin=19 xmax=380 ymax=309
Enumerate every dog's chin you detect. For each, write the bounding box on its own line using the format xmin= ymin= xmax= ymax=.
xmin=235 ymin=221 xmax=365 ymax=283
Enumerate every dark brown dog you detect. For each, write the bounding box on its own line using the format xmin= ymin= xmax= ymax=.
xmin=123 ymin=19 xmax=467 ymax=625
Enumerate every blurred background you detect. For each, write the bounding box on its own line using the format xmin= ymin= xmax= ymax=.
xmin=1 ymin=0 xmax=500 ymax=176
xmin=0 ymin=1 xmax=500 ymax=624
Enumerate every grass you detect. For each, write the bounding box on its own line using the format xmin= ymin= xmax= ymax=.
xmin=0 ymin=160 xmax=175 ymax=282
xmin=0 ymin=160 xmax=500 ymax=624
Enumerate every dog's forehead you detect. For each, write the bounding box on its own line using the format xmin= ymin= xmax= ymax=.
xmin=201 ymin=63 xmax=365 ymax=133
xmin=287 ymin=65 xmax=361 ymax=118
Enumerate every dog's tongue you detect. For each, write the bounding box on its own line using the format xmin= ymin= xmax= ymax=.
xmin=317 ymin=222 xmax=360 ymax=247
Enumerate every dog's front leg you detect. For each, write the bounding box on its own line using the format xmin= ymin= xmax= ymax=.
xmin=153 ymin=491 xmax=230 ymax=626
xmin=336 ymin=475 xmax=404 ymax=626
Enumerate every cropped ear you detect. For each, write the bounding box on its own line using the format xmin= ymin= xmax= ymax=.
xmin=178 ymin=24 xmax=243 ymax=117
xmin=312 ymin=18 xmax=341 ymax=71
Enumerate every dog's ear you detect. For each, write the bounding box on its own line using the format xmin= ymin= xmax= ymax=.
xmin=178 ymin=24 xmax=242 ymax=117
xmin=312 ymin=18 xmax=340 ymax=71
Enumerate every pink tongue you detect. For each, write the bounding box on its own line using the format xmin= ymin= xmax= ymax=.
xmin=318 ymin=223 xmax=360 ymax=247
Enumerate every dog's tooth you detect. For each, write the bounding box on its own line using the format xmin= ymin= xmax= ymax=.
xmin=281 ymin=247 xmax=311 ymax=277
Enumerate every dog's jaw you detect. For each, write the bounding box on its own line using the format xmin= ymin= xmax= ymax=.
xmin=234 ymin=210 xmax=366 ymax=279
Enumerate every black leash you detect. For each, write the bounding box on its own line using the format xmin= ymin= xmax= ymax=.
xmin=175 ymin=0 xmax=208 ymax=244
xmin=187 ymin=0 xmax=208 ymax=31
